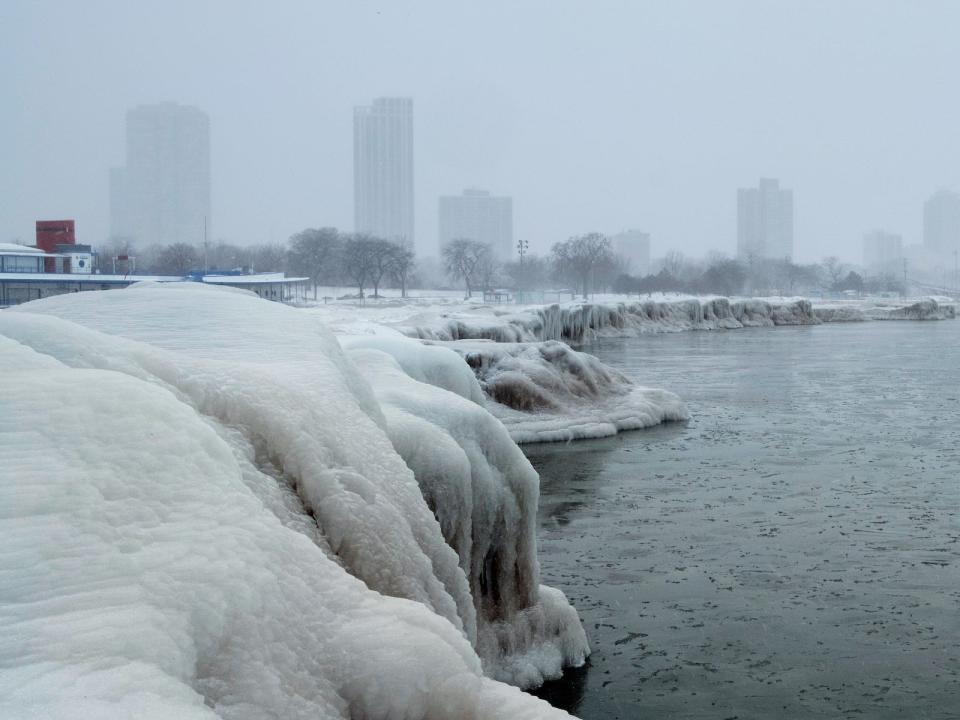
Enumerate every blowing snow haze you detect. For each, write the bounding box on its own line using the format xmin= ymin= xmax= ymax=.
xmin=3 ymin=1 xmax=960 ymax=262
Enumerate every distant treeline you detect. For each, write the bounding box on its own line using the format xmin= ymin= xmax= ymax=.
xmin=102 ymin=230 xmax=902 ymax=299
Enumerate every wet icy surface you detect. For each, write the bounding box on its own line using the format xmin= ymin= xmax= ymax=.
xmin=527 ymin=322 xmax=960 ymax=719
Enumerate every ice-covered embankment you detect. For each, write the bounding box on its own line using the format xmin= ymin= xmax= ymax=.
xmin=396 ymin=296 xmax=819 ymax=344
xmin=814 ymin=297 xmax=957 ymax=322
xmin=0 ymin=283 xmax=586 ymax=719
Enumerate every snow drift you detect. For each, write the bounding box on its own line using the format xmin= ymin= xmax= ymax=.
xmin=397 ymin=297 xmax=819 ymax=344
xmin=0 ymin=284 xmax=585 ymax=719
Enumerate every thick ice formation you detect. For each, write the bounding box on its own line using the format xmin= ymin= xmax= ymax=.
xmin=396 ymin=297 xmax=819 ymax=344
xmin=814 ymin=297 xmax=957 ymax=322
xmin=1 ymin=284 xmax=582 ymax=718
xmin=343 ymin=341 xmax=588 ymax=683
xmin=424 ymin=339 xmax=689 ymax=443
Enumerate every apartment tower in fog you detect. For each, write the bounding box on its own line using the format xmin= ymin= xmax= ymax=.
xmin=737 ymin=178 xmax=794 ymax=261
xmin=353 ymin=97 xmax=414 ymax=247
xmin=438 ymin=188 xmax=513 ymax=258
xmin=923 ymin=189 xmax=960 ymax=256
xmin=110 ymin=102 xmax=210 ymax=246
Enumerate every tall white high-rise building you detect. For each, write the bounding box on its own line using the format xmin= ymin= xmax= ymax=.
xmin=110 ymin=102 xmax=210 ymax=247
xmin=862 ymin=230 xmax=903 ymax=274
xmin=353 ymin=97 xmax=414 ymax=247
xmin=438 ymin=188 xmax=513 ymax=258
xmin=611 ymin=229 xmax=651 ymax=276
xmin=923 ymin=189 xmax=960 ymax=255
xmin=737 ymin=178 xmax=794 ymax=261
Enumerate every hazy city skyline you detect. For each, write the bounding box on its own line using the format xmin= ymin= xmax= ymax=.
xmin=4 ymin=1 xmax=960 ymax=262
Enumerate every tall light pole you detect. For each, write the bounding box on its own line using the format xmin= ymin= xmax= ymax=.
xmin=516 ymin=238 xmax=529 ymax=301
xmin=954 ymin=249 xmax=958 ymax=297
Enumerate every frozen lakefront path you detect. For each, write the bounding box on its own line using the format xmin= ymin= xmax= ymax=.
xmin=528 ymin=321 xmax=960 ymax=719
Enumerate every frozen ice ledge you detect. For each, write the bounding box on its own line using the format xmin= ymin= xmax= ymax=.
xmin=397 ymin=297 xmax=821 ymax=344
xmin=395 ymin=296 xmax=955 ymax=345
xmin=0 ymin=283 xmax=587 ymax=720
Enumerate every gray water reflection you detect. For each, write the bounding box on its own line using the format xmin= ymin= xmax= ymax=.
xmin=527 ymin=322 xmax=960 ymax=719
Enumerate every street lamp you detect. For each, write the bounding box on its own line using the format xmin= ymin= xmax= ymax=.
xmin=516 ymin=239 xmax=529 ymax=300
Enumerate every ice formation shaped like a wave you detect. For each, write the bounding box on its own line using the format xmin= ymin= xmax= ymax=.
xmin=447 ymin=339 xmax=687 ymax=443
xmin=1 ymin=284 xmax=583 ymax=719
xmin=397 ymin=297 xmax=819 ymax=344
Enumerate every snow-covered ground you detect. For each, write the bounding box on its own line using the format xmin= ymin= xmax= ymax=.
xmin=1 ymin=283 xmax=587 ymax=719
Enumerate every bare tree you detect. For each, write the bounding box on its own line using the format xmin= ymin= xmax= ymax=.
xmin=442 ymin=238 xmax=489 ymax=298
xmin=366 ymin=237 xmax=398 ymax=298
xmin=288 ymin=227 xmax=340 ymax=300
xmin=476 ymin=249 xmax=500 ymax=293
xmin=389 ymin=242 xmax=416 ymax=298
xmin=341 ymin=234 xmax=378 ymax=298
xmin=822 ymin=256 xmax=847 ymax=291
xmin=206 ymin=242 xmax=252 ymax=271
xmin=662 ymin=249 xmax=687 ymax=279
xmin=551 ymin=232 xmax=613 ymax=299
xmin=503 ymin=254 xmax=549 ymax=290
xmin=155 ymin=242 xmax=199 ymax=276
xmin=251 ymin=242 xmax=287 ymax=273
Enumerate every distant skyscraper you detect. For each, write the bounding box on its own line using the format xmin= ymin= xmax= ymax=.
xmin=438 ymin=188 xmax=513 ymax=257
xmin=110 ymin=102 xmax=211 ymax=247
xmin=611 ymin=230 xmax=651 ymax=276
xmin=737 ymin=178 xmax=794 ymax=261
xmin=923 ymin=189 xmax=960 ymax=255
xmin=862 ymin=230 xmax=903 ymax=273
xmin=353 ymin=97 xmax=414 ymax=248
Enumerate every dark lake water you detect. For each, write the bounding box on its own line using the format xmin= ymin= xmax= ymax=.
xmin=526 ymin=321 xmax=960 ymax=719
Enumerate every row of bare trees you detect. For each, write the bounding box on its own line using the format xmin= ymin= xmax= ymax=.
xmin=105 ymin=229 xmax=416 ymax=301
xmin=287 ymin=228 xmax=416 ymax=300
xmin=612 ymin=252 xmax=887 ymax=297
xmin=442 ymin=233 xmax=617 ymax=299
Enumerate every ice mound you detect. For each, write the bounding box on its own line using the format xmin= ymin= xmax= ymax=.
xmin=1 ymin=284 xmax=582 ymax=718
xmin=447 ymin=339 xmax=688 ymax=443
xmin=344 ymin=344 xmax=589 ymax=684
xmin=397 ymin=296 xmax=819 ymax=344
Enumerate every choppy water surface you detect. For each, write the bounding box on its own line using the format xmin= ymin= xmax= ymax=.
xmin=527 ymin=322 xmax=960 ymax=719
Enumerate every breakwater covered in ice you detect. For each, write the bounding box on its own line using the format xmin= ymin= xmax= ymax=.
xmin=400 ymin=297 xmax=820 ymax=344
xmin=1 ymin=284 xmax=587 ymax=719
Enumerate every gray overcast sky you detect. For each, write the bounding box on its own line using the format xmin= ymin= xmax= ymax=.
xmin=3 ymin=0 xmax=960 ymax=262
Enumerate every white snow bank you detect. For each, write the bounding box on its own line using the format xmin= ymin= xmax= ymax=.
xmin=393 ymin=297 xmax=819 ymax=344
xmin=1 ymin=284 xmax=582 ymax=718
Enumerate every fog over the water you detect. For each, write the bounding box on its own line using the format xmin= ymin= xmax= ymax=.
xmin=3 ymin=0 xmax=959 ymax=261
